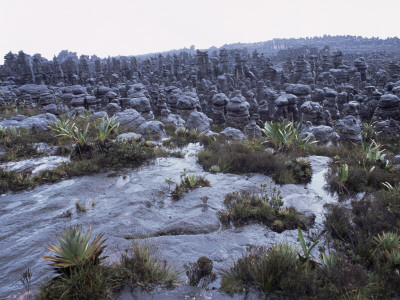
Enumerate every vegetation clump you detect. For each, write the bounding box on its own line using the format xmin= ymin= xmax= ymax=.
xmin=219 ymin=184 xmax=309 ymax=233
xmin=262 ymin=121 xmax=316 ymax=152
xmin=171 ymin=170 xmax=211 ymax=200
xmin=0 ymin=113 xmax=182 ymax=194
xmin=325 ymin=125 xmax=400 ymax=195
xmin=324 ymin=185 xmax=400 ymax=297
xmin=0 ymin=126 xmax=60 ymax=162
xmin=184 ymin=256 xmax=217 ymax=288
xmin=38 ymin=226 xmax=110 ymax=299
xmin=38 ymin=226 xmax=179 ymax=299
xmin=221 ymin=239 xmax=368 ymax=298
xmin=162 ymin=127 xmax=206 ymax=148
xmin=114 ymin=241 xmax=180 ymax=289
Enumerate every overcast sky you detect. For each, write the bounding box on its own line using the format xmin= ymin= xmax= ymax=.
xmin=0 ymin=0 xmax=399 ymax=60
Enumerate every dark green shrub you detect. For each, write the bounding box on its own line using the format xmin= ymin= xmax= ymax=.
xmin=220 ymin=186 xmax=309 ymax=233
xmin=184 ymin=256 xmax=217 ymax=287
xmin=114 ymin=241 xmax=179 ymax=288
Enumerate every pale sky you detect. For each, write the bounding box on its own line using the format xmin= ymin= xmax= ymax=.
xmin=0 ymin=0 xmax=399 ymax=60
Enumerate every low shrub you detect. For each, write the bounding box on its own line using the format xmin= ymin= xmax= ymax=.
xmin=38 ymin=227 xmax=179 ymax=299
xmin=0 ymin=169 xmax=33 ymax=194
xmin=324 ymin=187 xmax=400 ymax=297
xmin=219 ymin=185 xmax=309 ymax=233
xmin=221 ymin=243 xmax=299 ymax=294
xmin=184 ymin=256 xmax=217 ymax=288
xmin=221 ymin=241 xmax=369 ymax=298
xmin=113 ymin=241 xmax=179 ymax=289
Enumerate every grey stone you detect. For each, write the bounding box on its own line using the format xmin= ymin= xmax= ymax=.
xmin=335 ymin=115 xmax=362 ymax=142
xmin=186 ymin=111 xmax=211 ymax=133
xmin=106 ymin=103 xmax=121 ymax=116
xmin=116 ymin=132 xmax=142 ymax=142
xmin=138 ymin=121 xmax=167 ymax=140
xmin=115 ymin=109 xmax=146 ymax=131
xmin=220 ymin=127 xmax=247 ymax=141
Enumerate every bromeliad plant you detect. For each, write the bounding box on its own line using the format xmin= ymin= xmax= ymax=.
xmin=262 ymin=121 xmax=316 ymax=151
xmin=43 ymin=225 xmax=107 ymax=274
xmin=96 ymin=115 xmax=119 ymax=147
xmin=49 ymin=115 xmax=120 ymax=157
xmin=49 ymin=117 xmax=90 ymax=153
xmin=171 ymin=170 xmax=211 ymax=200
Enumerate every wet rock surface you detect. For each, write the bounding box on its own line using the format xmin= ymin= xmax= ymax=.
xmin=0 ymin=156 xmax=69 ymax=175
xmin=0 ymin=144 xmax=335 ymax=298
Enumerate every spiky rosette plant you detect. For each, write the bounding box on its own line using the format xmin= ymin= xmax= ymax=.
xmin=44 ymin=225 xmax=107 ymax=274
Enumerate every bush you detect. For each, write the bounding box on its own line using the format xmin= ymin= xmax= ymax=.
xmin=114 ymin=241 xmax=179 ymax=288
xmin=221 ymin=241 xmax=369 ymax=298
xmin=184 ymin=256 xmax=217 ymax=287
xmin=221 ymin=243 xmax=298 ymax=294
xmin=220 ymin=185 xmax=309 ymax=233
xmin=198 ymin=139 xmax=311 ymax=184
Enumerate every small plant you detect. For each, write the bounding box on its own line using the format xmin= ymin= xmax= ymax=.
xmin=49 ymin=117 xmax=91 ymax=156
xmin=184 ymin=256 xmax=217 ymax=288
xmin=39 ymin=226 xmax=110 ymax=299
xmin=209 ymin=165 xmax=221 ymax=174
xmin=75 ymin=201 xmax=87 ymax=212
xmin=262 ymin=121 xmax=316 ymax=151
xmin=48 ymin=117 xmax=75 ymax=138
xmin=165 ymin=177 xmax=173 ymax=191
xmin=319 ymin=252 xmax=339 ymax=276
xmin=163 ymin=127 xmax=205 ymax=147
xmin=171 ymin=171 xmax=211 ymax=200
xmin=297 ymin=227 xmax=319 ymax=262
xmin=282 ymin=157 xmax=312 ymax=183
xmin=337 ymin=164 xmax=349 ymax=194
xmin=43 ymin=225 xmax=107 ymax=274
xmin=362 ymin=121 xmax=377 ymax=141
xmin=361 ymin=139 xmax=386 ymax=165
xmin=382 ymin=181 xmax=400 ymax=193
xmin=115 ymin=241 xmax=179 ymax=288
xmin=374 ymin=232 xmax=400 ymax=252
xmin=20 ymin=268 xmax=32 ymax=297
xmin=96 ymin=115 xmax=119 ymax=147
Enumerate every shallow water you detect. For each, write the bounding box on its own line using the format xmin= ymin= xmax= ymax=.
xmin=0 ymin=144 xmax=336 ymax=299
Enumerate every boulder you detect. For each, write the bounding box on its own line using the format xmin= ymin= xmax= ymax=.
xmin=335 ymin=115 xmax=362 ymax=142
xmin=160 ymin=109 xmax=185 ymax=129
xmin=220 ymin=127 xmax=247 ymax=141
xmin=373 ymin=94 xmax=400 ymax=121
xmin=138 ymin=121 xmax=167 ymax=140
xmin=116 ymin=132 xmax=142 ymax=142
xmin=226 ymin=91 xmax=250 ymax=129
xmin=186 ymin=111 xmax=211 ymax=132
xmin=106 ymin=103 xmax=121 ymax=116
xmin=115 ymin=109 xmax=146 ymax=131
xmin=243 ymin=120 xmax=262 ymax=139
